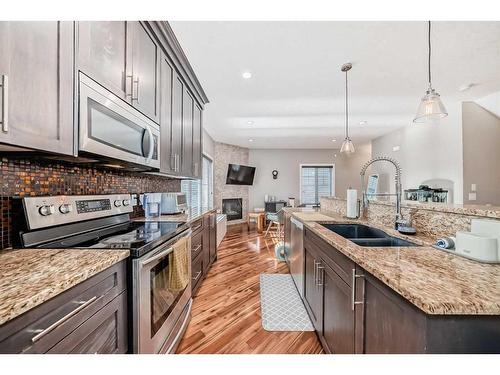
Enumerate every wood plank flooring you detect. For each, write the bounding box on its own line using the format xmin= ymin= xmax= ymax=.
xmin=176 ymin=224 xmax=323 ymax=354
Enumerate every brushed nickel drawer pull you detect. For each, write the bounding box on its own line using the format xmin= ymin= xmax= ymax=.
xmin=1 ymin=75 xmax=8 ymax=133
xmin=192 ymin=244 xmax=202 ymax=254
xmin=192 ymin=271 xmax=202 ymax=281
xmin=351 ymin=268 xmax=364 ymax=311
xmin=31 ymin=296 xmax=98 ymax=343
xmin=317 ymin=263 xmax=325 ymax=287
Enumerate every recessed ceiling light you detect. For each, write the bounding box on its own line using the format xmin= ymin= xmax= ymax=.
xmin=247 ymin=120 xmax=254 ymax=125
xmin=334 ymin=154 xmax=337 ymax=158
xmin=248 ymin=138 xmax=254 ymax=142
xmin=359 ymin=121 xmax=368 ymax=125
xmin=242 ymin=71 xmax=252 ymax=79
xmin=331 ymin=139 xmax=337 ymax=142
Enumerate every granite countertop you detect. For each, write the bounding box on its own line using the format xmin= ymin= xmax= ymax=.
xmin=0 ymin=248 xmax=129 ymax=326
xmin=284 ymin=207 xmax=500 ymax=315
xmin=134 ymin=207 xmax=217 ymax=225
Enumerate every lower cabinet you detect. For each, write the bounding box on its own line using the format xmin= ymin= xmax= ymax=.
xmin=0 ymin=261 xmax=128 ymax=354
xmin=303 ymin=228 xmax=500 ymax=354
xmin=190 ymin=211 xmax=217 ymax=296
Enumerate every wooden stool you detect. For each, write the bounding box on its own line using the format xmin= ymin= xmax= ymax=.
xmin=247 ymin=212 xmax=265 ymax=233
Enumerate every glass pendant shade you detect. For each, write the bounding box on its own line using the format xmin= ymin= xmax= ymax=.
xmin=413 ymin=87 xmax=448 ymax=123
xmin=340 ymin=137 xmax=355 ymax=154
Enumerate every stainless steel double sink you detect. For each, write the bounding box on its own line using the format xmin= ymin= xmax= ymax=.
xmin=320 ymin=223 xmax=418 ymax=247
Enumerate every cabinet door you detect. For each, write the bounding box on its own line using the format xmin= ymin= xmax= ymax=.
xmin=170 ymin=73 xmax=184 ymax=174
xmin=130 ymin=22 xmax=160 ymax=123
xmin=0 ymin=21 xmax=74 ymax=155
xmin=209 ymin=213 xmax=217 ymax=263
xmin=77 ymin=21 xmax=131 ymax=100
xmin=160 ymin=55 xmax=174 ymax=174
xmin=181 ymin=88 xmax=194 ymax=176
xmin=303 ymin=246 xmax=322 ymax=332
xmin=322 ymin=263 xmax=355 ymax=354
xmin=202 ymin=215 xmax=211 ymax=274
xmin=362 ymin=273 xmax=426 ymax=354
xmin=192 ymin=104 xmax=202 ymax=178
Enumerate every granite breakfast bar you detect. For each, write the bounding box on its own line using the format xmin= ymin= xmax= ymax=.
xmin=284 ymin=207 xmax=500 ymax=353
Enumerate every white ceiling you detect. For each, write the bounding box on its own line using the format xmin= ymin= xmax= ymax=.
xmin=170 ymin=21 xmax=500 ymax=149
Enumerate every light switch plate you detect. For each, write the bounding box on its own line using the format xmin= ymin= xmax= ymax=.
xmin=471 ymin=184 xmax=477 ymax=192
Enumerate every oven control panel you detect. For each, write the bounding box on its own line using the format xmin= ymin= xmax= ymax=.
xmin=23 ymin=194 xmax=134 ymax=230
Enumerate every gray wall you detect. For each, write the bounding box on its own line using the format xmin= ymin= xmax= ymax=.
xmin=462 ymin=101 xmax=500 ymax=205
xmin=248 ymin=145 xmax=371 ymax=210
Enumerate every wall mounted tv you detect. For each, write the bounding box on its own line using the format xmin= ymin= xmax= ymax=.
xmin=226 ymin=164 xmax=256 ymax=185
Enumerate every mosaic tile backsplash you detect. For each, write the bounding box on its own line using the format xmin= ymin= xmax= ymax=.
xmin=0 ymin=157 xmax=180 ymax=249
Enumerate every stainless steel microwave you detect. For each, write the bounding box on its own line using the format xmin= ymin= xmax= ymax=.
xmin=78 ymin=73 xmax=160 ymax=169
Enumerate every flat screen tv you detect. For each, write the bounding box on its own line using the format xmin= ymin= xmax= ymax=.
xmin=226 ymin=164 xmax=256 ymax=185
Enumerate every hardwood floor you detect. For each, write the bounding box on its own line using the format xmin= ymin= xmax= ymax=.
xmin=176 ymin=224 xmax=323 ymax=354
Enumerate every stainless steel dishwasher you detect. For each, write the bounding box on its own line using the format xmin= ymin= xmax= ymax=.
xmin=288 ymin=217 xmax=304 ymax=297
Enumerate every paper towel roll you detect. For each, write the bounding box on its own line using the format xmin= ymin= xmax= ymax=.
xmin=346 ymin=189 xmax=358 ymax=218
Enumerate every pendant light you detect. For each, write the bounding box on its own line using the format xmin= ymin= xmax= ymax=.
xmin=340 ymin=62 xmax=355 ymax=154
xmin=413 ymin=21 xmax=448 ymax=123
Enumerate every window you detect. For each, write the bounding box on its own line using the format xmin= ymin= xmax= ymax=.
xmin=181 ymin=155 xmax=213 ymax=210
xmin=300 ymin=165 xmax=334 ymax=205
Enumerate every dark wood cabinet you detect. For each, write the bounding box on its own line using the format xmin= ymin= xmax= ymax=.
xmin=77 ymin=21 xmax=130 ymax=101
xmin=303 ymin=245 xmax=322 ymax=332
xmin=322 ymin=262 xmax=355 ymax=354
xmin=303 ymin=227 xmax=500 ymax=354
xmin=209 ymin=212 xmax=217 ymax=263
xmin=0 ymin=21 xmax=74 ymax=155
xmin=0 ymin=261 xmax=128 ymax=354
xmin=77 ymin=21 xmax=160 ymax=123
xmin=192 ymin=104 xmax=203 ymax=178
xmin=170 ymin=73 xmax=184 ymax=175
xmin=181 ymin=88 xmax=194 ymax=176
xmin=190 ymin=211 xmax=217 ymax=296
xmin=160 ymin=54 xmax=174 ymax=174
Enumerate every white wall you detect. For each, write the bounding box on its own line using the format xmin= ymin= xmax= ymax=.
xmin=371 ymin=101 xmax=463 ymax=203
xmin=462 ymin=101 xmax=500 ymax=205
xmin=202 ymin=129 xmax=215 ymax=159
xmin=248 ymin=145 xmax=371 ymax=210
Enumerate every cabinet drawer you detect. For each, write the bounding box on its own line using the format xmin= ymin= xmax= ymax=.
xmin=191 ymin=229 xmax=203 ymax=260
xmin=47 ymin=292 xmax=127 ymax=354
xmin=0 ymin=261 xmax=126 ymax=353
xmin=191 ymin=252 xmax=204 ymax=294
xmin=190 ymin=217 xmax=203 ymax=234
xmin=305 ymin=228 xmax=354 ymax=287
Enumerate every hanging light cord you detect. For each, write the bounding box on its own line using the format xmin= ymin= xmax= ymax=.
xmin=345 ymin=69 xmax=349 ymax=138
xmin=428 ymin=20 xmax=432 ymax=88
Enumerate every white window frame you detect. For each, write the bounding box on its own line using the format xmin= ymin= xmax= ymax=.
xmin=202 ymin=152 xmax=214 ymax=209
xmin=299 ymin=163 xmax=336 ymax=205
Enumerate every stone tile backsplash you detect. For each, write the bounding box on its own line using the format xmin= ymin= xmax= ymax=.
xmin=0 ymin=157 xmax=180 ymax=249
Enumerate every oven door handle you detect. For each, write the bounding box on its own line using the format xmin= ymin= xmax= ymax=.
xmin=140 ymin=230 xmax=191 ymax=267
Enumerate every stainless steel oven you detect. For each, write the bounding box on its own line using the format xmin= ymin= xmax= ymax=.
xmin=78 ymin=73 xmax=160 ymax=169
xmin=132 ymin=228 xmax=192 ymax=354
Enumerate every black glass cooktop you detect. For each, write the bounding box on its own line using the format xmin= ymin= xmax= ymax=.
xmin=35 ymin=220 xmax=188 ymax=258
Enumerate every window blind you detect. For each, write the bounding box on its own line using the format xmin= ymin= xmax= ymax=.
xmin=181 ymin=155 xmax=213 ymax=210
xmin=300 ymin=166 xmax=333 ymax=205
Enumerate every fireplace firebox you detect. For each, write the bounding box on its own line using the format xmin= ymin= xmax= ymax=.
xmin=222 ymin=198 xmax=243 ymax=221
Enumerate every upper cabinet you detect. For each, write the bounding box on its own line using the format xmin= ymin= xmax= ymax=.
xmin=192 ymin=104 xmax=203 ymax=178
xmin=77 ymin=21 xmax=130 ymax=101
xmin=77 ymin=21 xmax=160 ymax=123
xmin=0 ymin=21 xmax=74 ymax=155
xmin=181 ymin=88 xmax=194 ymax=176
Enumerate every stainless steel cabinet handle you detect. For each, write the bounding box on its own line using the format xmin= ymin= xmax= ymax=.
xmin=313 ymin=260 xmax=318 ymax=285
xmin=192 ymin=244 xmax=202 ymax=254
xmin=317 ymin=263 xmax=325 ymax=287
xmin=192 ymin=271 xmax=202 ymax=282
xmin=1 ymin=75 xmax=8 ymax=133
xmin=132 ymin=76 xmax=140 ymax=102
xmin=171 ymin=154 xmax=176 ymax=171
xmin=31 ymin=296 xmax=98 ymax=343
xmin=351 ymin=268 xmax=364 ymax=311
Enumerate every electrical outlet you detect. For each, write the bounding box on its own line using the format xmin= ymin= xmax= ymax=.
xmin=469 ymin=192 xmax=477 ymax=201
